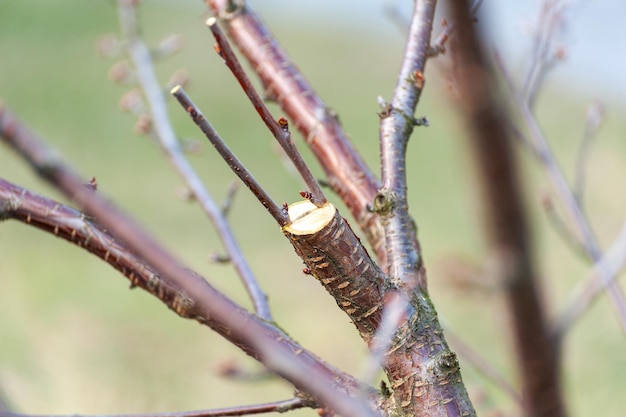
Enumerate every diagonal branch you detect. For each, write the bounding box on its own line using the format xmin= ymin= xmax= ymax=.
xmin=448 ymin=2 xmax=567 ymax=417
xmin=171 ymin=87 xmax=387 ymax=343
xmin=555 ymin=221 xmax=626 ymax=337
xmin=204 ymin=0 xmax=386 ymax=266
xmin=116 ymin=0 xmax=272 ymax=321
xmin=170 ymin=86 xmax=288 ymax=225
xmin=0 ymin=103 xmax=380 ymax=417
xmin=495 ymin=55 xmax=626 ymax=336
xmin=206 ymin=17 xmax=326 ymax=207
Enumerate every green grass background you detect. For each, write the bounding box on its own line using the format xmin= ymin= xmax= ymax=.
xmin=1 ymin=1 xmax=625 ymax=416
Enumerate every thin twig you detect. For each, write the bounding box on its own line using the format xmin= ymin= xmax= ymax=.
xmin=0 ymin=397 xmax=305 ymax=417
xmin=204 ymin=0 xmax=385 ymax=265
xmin=521 ymin=0 xmax=568 ymax=108
xmin=221 ymin=181 xmax=241 ymax=217
xmin=573 ymin=100 xmax=605 ymax=203
xmin=170 ymin=86 xmax=289 ymax=226
xmin=0 ymin=103 xmax=379 ymax=417
xmin=449 ymin=1 xmax=567 ymax=415
xmin=116 ymin=0 xmax=272 ymax=321
xmin=540 ymin=190 xmax=588 ymax=259
xmin=555 ymin=221 xmax=626 ymax=337
xmin=206 ymin=17 xmax=326 ymax=208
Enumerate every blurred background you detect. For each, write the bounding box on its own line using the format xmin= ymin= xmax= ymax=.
xmin=0 ymin=1 xmax=625 ymax=416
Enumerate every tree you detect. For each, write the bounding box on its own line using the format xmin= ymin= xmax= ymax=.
xmin=1 ymin=0 xmax=625 ymax=416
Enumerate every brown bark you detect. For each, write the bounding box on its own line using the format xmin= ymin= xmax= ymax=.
xmin=448 ymin=2 xmax=567 ymax=416
xmin=205 ymin=0 xmax=386 ymax=266
xmin=282 ymin=201 xmax=386 ymax=342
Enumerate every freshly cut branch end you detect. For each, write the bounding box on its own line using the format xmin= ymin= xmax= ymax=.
xmin=282 ymin=200 xmax=385 ymax=342
xmin=283 ymin=200 xmax=334 ymax=234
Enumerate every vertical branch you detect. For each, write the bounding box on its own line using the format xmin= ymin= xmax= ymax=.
xmin=448 ymin=2 xmax=567 ymax=417
xmin=377 ymin=0 xmax=435 ymax=288
xmin=116 ymin=0 xmax=273 ymax=321
xmin=204 ymin=0 xmax=386 ymax=266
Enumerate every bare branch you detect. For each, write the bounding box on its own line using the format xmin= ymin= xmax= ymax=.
xmin=428 ymin=0 xmax=484 ymax=57
xmin=170 ymin=86 xmax=289 ymax=226
xmin=0 ymin=397 xmax=305 ymax=417
xmin=281 ymin=200 xmax=387 ymax=342
xmin=378 ymin=0 xmax=435 ymax=289
xmin=555 ymin=221 xmax=626 ymax=337
xmin=0 ymin=103 xmax=380 ymax=417
xmin=448 ymin=1 xmax=567 ymax=416
xmin=206 ymin=17 xmax=326 ymax=208
xmin=171 ymin=87 xmax=388 ymax=343
xmin=521 ymin=0 xmax=568 ymax=108
xmin=573 ymin=100 xmax=605 ymax=203
xmin=116 ymin=0 xmax=272 ymax=321
xmin=363 ymin=2 xmax=477 ymax=415
xmin=204 ymin=0 xmax=386 ymax=266
xmin=495 ymin=55 xmax=626 ymax=335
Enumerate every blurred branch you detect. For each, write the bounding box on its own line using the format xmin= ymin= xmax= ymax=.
xmin=444 ymin=326 xmax=522 ymax=406
xmin=206 ymin=17 xmax=326 ymax=207
xmin=116 ymin=0 xmax=273 ymax=321
xmin=555 ymin=221 xmax=626 ymax=337
xmin=495 ymin=54 xmax=626 ymax=336
xmin=0 ymin=103 xmax=379 ymax=417
xmin=204 ymin=0 xmax=386 ymax=267
xmin=521 ymin=0 xmax=568 ymax=108
xmin=448 ymin=1 xmax=567 ymax=416
xmin=495 ymin=0 xmax=626 ymax=335
xmin=382 ymin=0 xmax=410 ymax=36
xmin=0 ymin=398 xmax=305 ymax=417
xmin=573 ymin=100 xmax=605 ymax=203
xmin=428 ymin=0 xmax=484 ymax=57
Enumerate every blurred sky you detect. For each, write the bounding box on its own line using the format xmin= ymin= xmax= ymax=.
xmin=249 ymin=0 xmax=626 ymax=103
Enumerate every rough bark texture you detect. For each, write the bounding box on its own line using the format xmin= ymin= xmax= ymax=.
xmin=283 ymin=201 xmax=386 ymax=342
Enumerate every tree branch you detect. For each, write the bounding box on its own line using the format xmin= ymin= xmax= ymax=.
xmin=171 ymin=87 xmax=387 ymax=343
xmin=555 ymin=221 xmax=626 ymax=337
xmin=204 ymin=0 xmax=386 ymax=266
xmin=0 ymin=103 xmax=380 ymax=417
xmin=377 ymin=0 xmax=434 ymax=289
xmin=0 ymin=398 xmax=305 ymax=417
xmin=495 ymin=54 xmax=626 ymax=336
xmin=206 ymin=17 xmax=326 ymax=208
xmin=116 ymin=0 xmax=272 ymax=321
xmin=448 ymin=2 xmax=567 ymax=416
xmin=170 ymin=86 xmax=288 ymax=225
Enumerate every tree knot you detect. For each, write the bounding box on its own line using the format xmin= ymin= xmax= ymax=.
xmin=373 ymin=189 xmax=396 ymax=217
